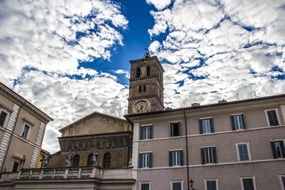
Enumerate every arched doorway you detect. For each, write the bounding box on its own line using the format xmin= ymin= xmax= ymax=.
xmin=103 ymin=152 xmax=111 ymax=169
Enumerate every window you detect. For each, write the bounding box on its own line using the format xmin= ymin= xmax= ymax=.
xmin=205 ymin=179 xmax=218 ymax=190
xmin=169 ymin=150 xmax=183 ymax=166
xmin=87 ymin=153 xmax=93 ymax=166
xmin=171 ymin=181 xmax=183 ymax=190
xmin=139 ymin=85 xmax=142 ymax=92
xmin=271 ymin=140 xmax=285 ymax=159
xmin=136 ymin=68 xmax=141 ymax=78
xmin=140 ymin=125 xmax=153 ymax=140
xmin=0 ymin=109 xmax=8 ymax=127
xmin=147 ymin=66 xmax=150 ymax=76
xmin=140 ymin=182 xmax=150 ymax=190
xmin=103 ymin=152 xmax=111 ymax=168
xmin=21 ymin=123 xmax=31 ymax=139
xmin=139 ymin=152 xmax=152 ymax=168
xmin=280 ymin=176 xmax=285 ymax=190
xmin=266 ymin=109 xmax=279 ymax=126
xmin=201 ymin=147 xmax=217 ymax=164
xmin=170 ymin=122 xmax=181 ymax=136
xmin=231 ymin=114 xmax=245 ymax=130
xmin=12 ymin=161 xmax=19 ymax=172
xmin=236 ymin=143 xmax=250 ymax=161
xmin=143 ymin=85 xmax=146 ymax=92
xmin=241 ymin=177 xmax=255 ymax=190
xmin=72 ymin=154 xmax=80 ymax=167
xmin=199 ymin=118 xmax=214 ymax=134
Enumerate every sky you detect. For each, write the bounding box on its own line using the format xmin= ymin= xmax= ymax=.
xmin=0 ymin=0 xmax=285 ymax=153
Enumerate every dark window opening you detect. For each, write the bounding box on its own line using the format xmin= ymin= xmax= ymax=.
xmin=87 ymin=153 xmax=93 ymax=167
xmin=201 ymin=147 xmax=217 ymax=164
xmin=72 ymin=154 xmax=80 ymax=167
xmin=206 ymin=180 xmax=217 ymax=190
xmin=103 ymin=152 xmax=111 ymax=169
xmin=170 ymin=122 xmax=180 ymax=136
xmin=242 ymin=178 xmax=255 ymax=190
xmin=12 ymin=162 xmax=19 ymax=172
xmin=139 ymin=85 xmax=142 ymax=92
xmin=21 ymin=124 xmax=30 ymax=139
xmin=0 ymin=111 xmax=7 ymax=127
xmin=143 ymin=85 xmax=146 ymax=92
xmin=271 ymin=141 xmax=285 ymax=158
xmin=136 ymin=68 xmax=141 ymax=78
xmin=141 ymin=183 xmax=150 ymax=190
xmin=172 ymin=182 xmax=182 ymax=190
xmin=147 ymin=66 xmax=150 ymax=76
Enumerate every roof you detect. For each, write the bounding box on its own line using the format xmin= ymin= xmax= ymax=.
xmin=0 ymin=82 xmax=53 ymax=123
xmin=59 ymin=111 xmax=128 ymax=132
xmin=125 ymin=93 xmax=285 ymax=118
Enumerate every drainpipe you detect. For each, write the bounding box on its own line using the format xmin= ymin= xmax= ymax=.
xmin=183 ymin=110 xmax=190 ymax=190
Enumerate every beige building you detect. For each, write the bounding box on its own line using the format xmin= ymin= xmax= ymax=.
xmin=126 ymin=56 xmax=285 ymax=190
xmin=47 ymin=111 xmax=132 ymax=169
xmin=0 ymin=82 xmax=52 ymax=173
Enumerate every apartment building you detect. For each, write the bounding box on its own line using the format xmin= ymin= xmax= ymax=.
xmin=126 ymin=56 xmax=285 ymax=190
xmin=0 ymin=82 xmax=52 ymax=173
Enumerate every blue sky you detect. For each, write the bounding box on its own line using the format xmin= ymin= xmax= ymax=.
xmin=0 ymin=0 xmax=285 ymax=153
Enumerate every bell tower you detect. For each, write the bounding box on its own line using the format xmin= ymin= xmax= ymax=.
xmin=128 ymin=55 xmax=164 ymax=114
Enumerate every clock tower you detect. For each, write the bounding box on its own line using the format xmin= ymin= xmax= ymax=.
xmin=128 ymin=55 xmax=164 ymax=114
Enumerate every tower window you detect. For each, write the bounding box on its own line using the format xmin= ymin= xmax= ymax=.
xmin=143 ymin=85 xmax=146 ymax=92
xmin=103 ymin=152 xmax=111 ymax=169
xmin=136 ymin=68 xmax=141 ymax=78
xmin=139 ymin=85 xmax=142 ymax=92
xmin=147 ymin=66 xmax=150 ymax=76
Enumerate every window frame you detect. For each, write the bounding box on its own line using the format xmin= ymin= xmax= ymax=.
xmin=0 ymin=108 xmax=9 ymax=128
xmin=204 ymin=179 xmax=219 ymax=190
xmin=240 ymin=176 xmax=256 ymax=190
xmin=199 ymin=117 xmax=214 ymax=134
xmin=20 ymin=122 xmax=32 ymax=140
xmin=230 ymin=113 xmax=245 ymax=130
xmin=139 ymin=124 xmax=153 ymax=140
xmin=270 ymin=140 xmax=285 ymax=159
xmin=170 ymin=180 xmax=183 ymax=190
xmin=170 ymin=121 xmax=181 ymax=137
xmin=235 ymin=142 xmax=251 ymax=162
xmin=139 ymin=151 xmax=152 ymax=168
xmin=279 ymin=175 xmax=285 ymax=190
xmin=201 ymin=146 xmax=217 ymax=164
xmin=265 ymin=109 xmax=280 ymax=126
xmin=169 ymin=149 xmax=183 ymax=167
xmin=140 ymin=181 xmax=151 ymax=190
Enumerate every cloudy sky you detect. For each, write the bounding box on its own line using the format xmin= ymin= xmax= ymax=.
xmin=0 ymin=0 xmax=285 ymax=153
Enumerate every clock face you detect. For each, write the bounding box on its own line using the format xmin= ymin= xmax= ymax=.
xmin=132 ymin=99 xmax=151 ymax=113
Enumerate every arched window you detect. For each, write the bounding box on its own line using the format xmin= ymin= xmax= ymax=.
xmin=73 ymin=154 xmax=80 ymax=167
xmin=136 ymin=68 xmax=141 ymax=78
xmin=87 ymin=153 xmax=93 ymax=167
xmin=147 ymin=66 xmax=150 ymax=76
xmin=103 ymin=152 xmax=111 ymax=169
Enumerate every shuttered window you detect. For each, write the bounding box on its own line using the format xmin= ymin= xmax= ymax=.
xmin=266 ymin=110 xmax=279 ymax=126
xmin=201 ymin=147 xmax=217 ymax=164
xmin=140 ymin=125 xmax=153 ymax=140
xmin=170 ymin=122 xmax=181 ymax=136
xmin=169 ymin=150 xmax=183 ymax=166
xmin=199 ymin=118 xmax=214 ymax=134
xmin=231 ymin=114 xmax=245 ymax=130
xmin=271 ymin=141 xmax=285 ymax=159
xmin=139 ymin=152 xmax=152 ymax=168
xmin=242 ymin=178 xmax=255 ymax=190
xmin=236 ymin=143 xmax=250 ymax=161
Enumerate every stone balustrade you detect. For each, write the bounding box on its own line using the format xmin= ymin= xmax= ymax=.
xmin=0 ymin=166 xmax=132 ymax=182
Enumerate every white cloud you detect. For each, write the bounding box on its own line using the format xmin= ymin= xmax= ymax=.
xmin=147 ymin=0 xmax=285 ymax=109
xmin=146 ymin=0 xmax=172 ymax=10
xmin=0 ymin=0 xmax=128 ymax=153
